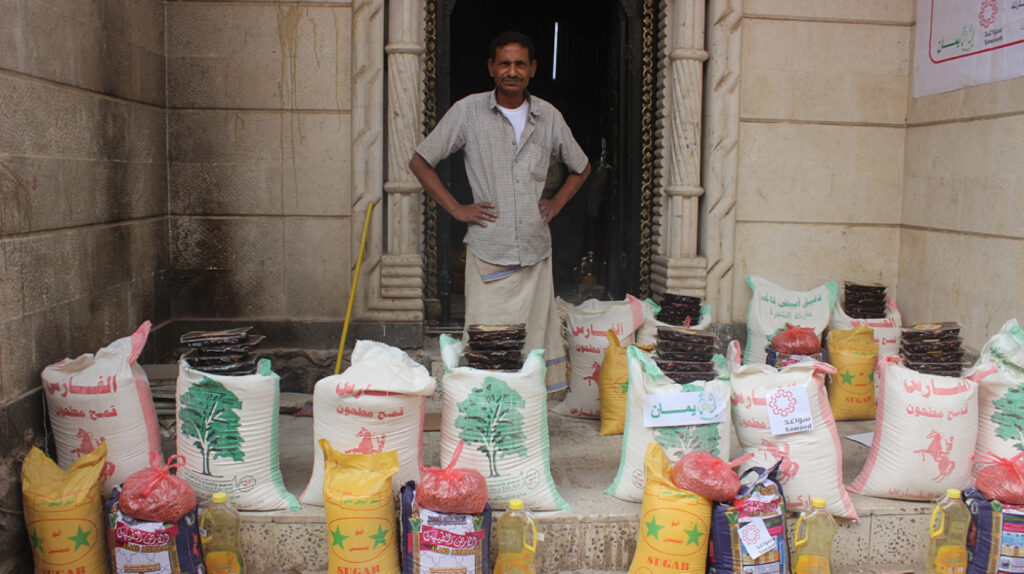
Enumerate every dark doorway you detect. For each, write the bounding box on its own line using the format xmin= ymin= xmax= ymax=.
xmin=428 ymin=0 xmax=647 ymax=325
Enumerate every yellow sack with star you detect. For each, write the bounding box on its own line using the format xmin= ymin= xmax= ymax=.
xmin=628 ymin=442 xmax=712 ymax=574
xmin=826 ymin=326 xmax=879 ymax=420
xmin=321 ymin=439 xmax=400 ymax=574
xmin=22 ymin=443 xmax=109 ymax=574
xmin=599 ymin=330 xmax=632 ymax=435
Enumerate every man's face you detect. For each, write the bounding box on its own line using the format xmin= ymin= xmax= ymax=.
xmin=488 ymin=42 xmax=537 ymax=99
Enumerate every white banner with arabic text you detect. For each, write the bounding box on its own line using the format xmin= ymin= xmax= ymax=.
xmin=914 ymin=0 xmax=1024 ymax=97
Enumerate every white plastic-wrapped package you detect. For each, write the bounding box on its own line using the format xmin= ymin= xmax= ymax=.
xmin=553 ymin=295 xmax=651 ymax=419
xmin=727 ymin=341 xmax=858 ymax=520
xmin=439 ymin=335 xmax=568 ymax=510
xmin=176 ymin=358 xmax=299 ymax=511
xmin=606 ymin=346 xmax=731 ymax=502
xmin=300 ymin=340 xmax=436 ymax=506
xmin=41 ymin=321 xmax=162 ymax=494
xmin=848 ymin=355 xmax=988 ymax=501
xmin=744 ymin=275 xmax=837 ymax=365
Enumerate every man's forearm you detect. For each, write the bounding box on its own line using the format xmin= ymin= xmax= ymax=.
xmin=410 ymin=152 xmax=497 ymax=226
xmin=552 ymin=163 xmax=592 ymax=210
xmin=410 ymin=153 xmax=461 ymax=216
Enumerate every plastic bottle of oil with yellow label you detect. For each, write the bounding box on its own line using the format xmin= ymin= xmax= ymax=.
xmin=926 ymin=489 xmax=970 ymax=574
xmin=792 ymin=497 xmax=837 ymax=574
xmin=494 ymin=499 xmax=537 ymax=574
xmin=200 ymin=492 xmax=245 ymax=574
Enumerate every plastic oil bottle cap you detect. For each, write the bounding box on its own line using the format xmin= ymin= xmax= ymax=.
xmin=946 ymin=489 xmax=961 ymax=499
xmin=212 ymin=492 xmax=228 ymax=503
xmin=508 ymin=499 xmax=524 ymax=510
xmin=811 ymin=497 xmax=826 ymax=509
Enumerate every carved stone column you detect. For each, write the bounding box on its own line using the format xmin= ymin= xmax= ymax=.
xmin=378 ymin=0 xmax=426 ymax=317
xmin=350 ymin=0 xmax=423 ymax=321
xmin=701 ymin=0 xmax=741 ymax=321
xmin=652 ymin=0 xmax=708 ymax=299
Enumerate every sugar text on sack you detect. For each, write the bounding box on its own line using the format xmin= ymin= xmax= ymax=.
xmin=647 ymin=556 xmax=691 ymax=570
xmin=336 ymin=567 xmax=382 ymax=574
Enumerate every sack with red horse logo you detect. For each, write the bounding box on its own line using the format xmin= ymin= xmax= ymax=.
xmin=727 ymin=340 xmax=857 ymax=520
xmin=848 ymin=356 xmax=991 ymax=501
xmin=555 ymin=295 xmax=652 ymax=419
xmin=41 ymin=321 xmax=163 ymax=494
xmin=300 ymin=340 xmax=435 ymax=507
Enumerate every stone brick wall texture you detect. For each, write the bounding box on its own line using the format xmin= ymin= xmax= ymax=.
xmin=0 ymin=2 xmax=167 ymax=570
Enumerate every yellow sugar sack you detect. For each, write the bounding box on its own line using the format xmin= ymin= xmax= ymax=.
xmin=827 ymin=327 xmax=879 ymax=420
xmin=599 ymin=330 xmax=631 ymax=435
xmin=628 ymin=442 xmax=711 ymax=574
xmin=22 ymin=443 xmax=109 ymax=574
xmin=321 ymin=439 xmax=400 ymax=574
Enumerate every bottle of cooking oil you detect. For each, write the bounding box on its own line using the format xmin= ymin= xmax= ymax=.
xmin=926 ymin=489 xmax=970 ymax=574
xmin=792 ymin=497 xmax=837 ymax=574
xmin=200 ymin=492 xmax=245 ymax=574
xmin=493 ymin=499 xmax=538 ymax=574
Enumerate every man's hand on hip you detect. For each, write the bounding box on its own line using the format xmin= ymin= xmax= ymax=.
xmin=538 ymin=197 xmax=564 ymax=224
xmin=453 ymin=202 xmax=498 ymax=227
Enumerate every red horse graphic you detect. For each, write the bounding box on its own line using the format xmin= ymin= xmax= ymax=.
xmin=345 ymin=427 xmax=387 ymax=455
xmin=70 ymin=428 xmax=115 ymax=481
xmin=583 ymin=361 xmax=602 ymax=386
xmin=759 ymin=440 xmax=799 ymax=484
xmin=913 ymin=430 xmax=955 ymax=482
xmin=70 ymin=428 xmax=104 ymax=457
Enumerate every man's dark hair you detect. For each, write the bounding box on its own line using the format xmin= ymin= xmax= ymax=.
xmin=489 ymin=31 xmax=535 ymax=61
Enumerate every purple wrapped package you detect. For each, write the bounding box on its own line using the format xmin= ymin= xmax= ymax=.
xmin=965 ymin=489 xmax=1024 ymax=574
xmin=707 ymin=462 xmax=789 ymax=574
xmin=400 ymin=481 xmax=491 ymax=574
xmin=105 ymin=485 xmax=206 ymax=574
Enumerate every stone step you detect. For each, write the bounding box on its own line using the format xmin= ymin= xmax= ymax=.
xmin=262 ymin=568 xmax=923 ymax=574
xmin=237 ymin=412 xmax=933 ymax=573
xmin=263 ymin=569 xmax=923 ymax=574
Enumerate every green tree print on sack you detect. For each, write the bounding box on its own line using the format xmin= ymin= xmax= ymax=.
xmin=992 ymin=385 xmax=1024 ymax=452
xmin=179 ymin=377 xmax=245 ymax=475
xmin=455 ymin=376 xmax=528 ymax=477
xmin=653 ymin=422 xmax=721 ymax=459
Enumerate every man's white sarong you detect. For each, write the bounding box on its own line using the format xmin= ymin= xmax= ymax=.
xmin=463 ymin=252 xmax=567 ymax=392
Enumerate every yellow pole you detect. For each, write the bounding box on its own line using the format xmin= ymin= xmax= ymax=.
xmin=334 ymin=200 xmax=375 ymax=374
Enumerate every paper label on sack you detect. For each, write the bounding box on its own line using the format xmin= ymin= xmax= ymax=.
xmin=845 ymin=431 xmax=874 ymax=448
xmin=766 ymin=386 xmax=814 ymax=435
xmin=737 ymin=517 xmax=776 ymax=559
xmin=642 ymin=390 xmax=727 ymax=427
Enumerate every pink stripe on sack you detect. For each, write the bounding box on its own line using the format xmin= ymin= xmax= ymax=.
xmin=417 ymin=396 xmax=425 ymax=474
xmin=814 ymin=371 xmax=858 ymax=521
xmin=129 ymin=322 xmax=163 ymax=460
xmin=848 ymin=355 xmax=899 ymax=494
xmin=129 ymin=321 xmax=151 ymax=365
xmin=626 ymin=294 xmax=645 ymax=345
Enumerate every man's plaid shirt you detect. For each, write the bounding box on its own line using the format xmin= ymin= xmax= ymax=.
xmin=416 ymin=90 xmax=588 ymax=267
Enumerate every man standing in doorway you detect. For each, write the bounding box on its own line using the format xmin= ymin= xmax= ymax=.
xmin=410 ymin=31 xmax=591 ymax=391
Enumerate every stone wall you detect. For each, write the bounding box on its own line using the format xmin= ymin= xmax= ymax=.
xmin=900 ymin=75 xmax=1024 ymax=350
xmin=726 ymin=0 xmax=1022 ymax=349
xmin=728 ymin=0 xmax=913 ymax=315
xmin=166 ymin=2 xmax=356 ymax=328
xmin=0 ymin=1 xmax=167 ymax=570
